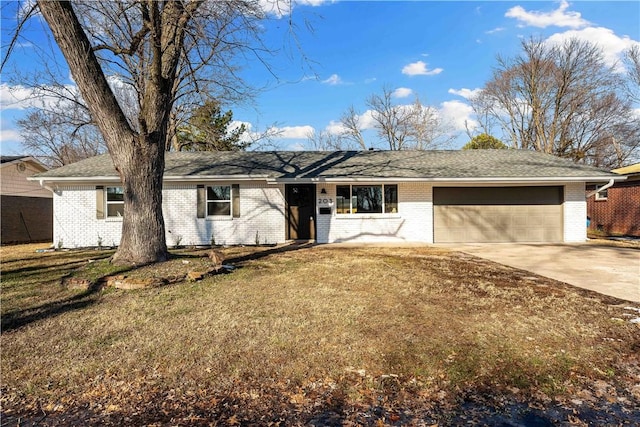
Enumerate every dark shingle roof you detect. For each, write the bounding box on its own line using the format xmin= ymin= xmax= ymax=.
xmin=1 ymin=155 xmax=28 ymax=164
xmin=33 ymin=150 xmax=618 ymax=181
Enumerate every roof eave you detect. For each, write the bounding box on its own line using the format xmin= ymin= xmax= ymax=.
xmin=274 ymin=176 xmax=623 ymax=183
xmin=164 ymin=175 xmax=272 ymax=182
xmin=28 ymin=174 xmax=273 ymax=184
xmin=29 ymin=174 xmax=623 ymax=185
xmin=2 ymin=156 xmax=49 ymax=171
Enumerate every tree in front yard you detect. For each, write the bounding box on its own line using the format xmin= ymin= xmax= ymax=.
xmin=19 ymin=1 xmax=287 ymax=264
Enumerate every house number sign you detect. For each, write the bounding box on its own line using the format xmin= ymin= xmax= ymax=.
xmin=317 ymin=198 xmax=333 ymax=205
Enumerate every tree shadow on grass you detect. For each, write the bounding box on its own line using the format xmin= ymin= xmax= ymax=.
xmin=1 ymin=243 xmax=312 ymax=333
xmin=166 ymin=241 xmax=316 ymax=264
xmin=1 ymin=250 xmax=115 ymax=275
xmin=1 ymin=265 xmax=133 ymax=334
xmin=224 ymin=241 xmax=316 ymax=265
xmin=1 ymin=285 xmax=101 ymax=333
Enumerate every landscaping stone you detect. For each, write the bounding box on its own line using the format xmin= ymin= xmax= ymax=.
xmin=64 ymin=277 xmax=92 ymax=290
xmin=208 ymin=249 xmax=225 ymax=266
xmin=102 ymin=275 xmax=163 ymax=289
xmin=114 ymin=278 xmax=163 ymax=290
xmin=103 ymin=275 xmax=127 ymax=288
xmin=187 ymin=271 xmax=206 ymax=282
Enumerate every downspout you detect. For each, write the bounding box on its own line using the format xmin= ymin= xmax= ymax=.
xmin=38 ymin=179 xmax=60 ymax=195
xmin=38 ymin=179 xmax=58 ymax=246
xmin=586 ymin=179 xmax=615 ymax=198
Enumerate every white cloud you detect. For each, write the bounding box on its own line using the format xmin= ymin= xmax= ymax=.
xmin=0 ymin=128 xmax=22 ymax=143
xmin=364 ymin=77 xmax=377 ymax=84
xmin=392 ymin=87 xmax=413 ymax=98
xmin=448 ymin=88 xmax=482 ymax=100
xmin=0 ymin=83 xmax=71 ymax=111
xmin=230 ymin=121 xmax=260 ymax=145
xmin=270 ymin=125 xmax=315 ymax=139
xmin=258 ymin=0 xmax=329 ymax=18
xmin=325 ymin=120 xmax=346 ymax=135
xmin=324 ymin=110 xmax=376 ymax=135
xmin=545 ymin=27 xmax=640 ymax=71
xmin=322 ymin=74 xmax=343 ymax=85
xmin=0 ymin=84 xmax=32 ymax=110
xmin=0 ymin=78 xmax=139 ymax=118
xmin=486 ymin=27 xmax=505 ymax=35
xmin=18 ymin=0 xmax=39 ymax=20
xmin=297 ymin=0 xmax=328 ymax=6
xmin=229 ymin=120 xmax=251 ymax=133
xmin=439 ymin=100 xmax=477 ymax=132
xmin=505 ymin=1 xmax=589 ymax=29
xmin=402 ymin=61 xmax=443 ymax=76
xmin=357 ymin=110 xmax=376 ymax=130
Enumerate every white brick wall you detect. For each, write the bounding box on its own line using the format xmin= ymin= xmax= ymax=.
xmin=52 ymin=180 xmax=587 ymax=248
xmin=163 ymin=182 xmax=286 ymax=246
xmin=315 ymin=183 xmax=433 ymax=244
xmin=564 ymin=182 xmax=587 ymax=242
xmin=53 ymin=182 xmax=286 ymax=248
xmin=53 ymin=186 xmax=123 ymax=248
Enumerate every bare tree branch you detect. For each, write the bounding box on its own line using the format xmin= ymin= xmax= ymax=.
xmin=0 ymin=1 xmax=39 ymax=72
xmin=471 ymin=37 xmax=639 ymax=168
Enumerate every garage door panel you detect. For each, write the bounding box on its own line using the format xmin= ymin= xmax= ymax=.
xmin=434 ymin=187 xmax=563 ymax=243
xmin=512 ymin=214 xmax=528 ymax=228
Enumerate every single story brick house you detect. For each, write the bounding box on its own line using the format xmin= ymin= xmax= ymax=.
xmin=30 ymin=150 xmax=621 ymax=248
xmin=1 ymin=155 xmax=53 ymax=244
xmin=586 ymin=163 xmax=640 ymax=237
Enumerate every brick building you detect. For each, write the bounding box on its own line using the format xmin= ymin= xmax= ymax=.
xmin=1 ymin=156 xmax=53 ymax=244
xmin=587 ymin=163 xmax=640 ymax=237
xmin=30 ymin=150 xmax=619 ymax=248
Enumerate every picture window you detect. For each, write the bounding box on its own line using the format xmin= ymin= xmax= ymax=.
xmin=335 ymin=184 xmax=398 ymax=214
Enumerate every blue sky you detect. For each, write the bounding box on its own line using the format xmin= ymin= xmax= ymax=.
xmin=1 ymin=1 xmax=639 ymax=155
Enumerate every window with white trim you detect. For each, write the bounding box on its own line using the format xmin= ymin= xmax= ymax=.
xmin=106 ymin=187 xmax=124 ymax=217
xmin=335 ymin=184 xmax=398 ymax=214
xmin=595 ymin=185 xmax=608 ymax=201
xmin=207 ymin=185 xmax=232 ymax=216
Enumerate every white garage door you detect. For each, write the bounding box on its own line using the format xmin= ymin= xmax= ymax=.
xmin=433 ymin=187 xmax=563 ymax=243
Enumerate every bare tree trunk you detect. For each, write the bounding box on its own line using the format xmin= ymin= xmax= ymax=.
xmin=111 ymin=137 xmax=167 ymax=264
xmin=38 ymin=0 xmax=168 ymax=265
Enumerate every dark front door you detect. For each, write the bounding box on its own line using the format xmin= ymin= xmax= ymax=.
xmin=286 ymin=184 xmax=316 ymax=240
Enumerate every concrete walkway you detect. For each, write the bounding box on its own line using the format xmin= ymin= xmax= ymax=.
xmin=446 ymin=243 xmax=640 ymax=303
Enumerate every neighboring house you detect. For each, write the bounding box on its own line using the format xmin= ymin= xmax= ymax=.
xmin=1 ymin=156 xmax=53 ymax=244
xmin=30 ymin=150 xmax=621 ymax=248
xmin=586 ymin=163 xmax=640 ymax=237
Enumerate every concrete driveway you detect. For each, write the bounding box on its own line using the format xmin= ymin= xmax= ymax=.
xmin=446 ymin=243 xmax=640 ymax=303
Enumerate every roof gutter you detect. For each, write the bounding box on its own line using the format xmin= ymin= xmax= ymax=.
xmin=28 ymin=174 xmax=272 ymax=184
xmin=271 ymin=176 xmax=624 ymax=184
xmin=35 ymin=178 xmax=61 ymax=195
xmin=29 ymin=174 xmax=624 ymax=186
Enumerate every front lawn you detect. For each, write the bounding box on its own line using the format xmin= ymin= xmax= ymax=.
xmin=1 ymin=243 xmax=638 ymax=425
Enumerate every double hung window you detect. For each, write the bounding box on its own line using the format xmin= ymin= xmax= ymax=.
xmin=207 ymin=186 xmax=232 ymax=216
xmin=106 ymin=187 xmax=124 ymax=217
